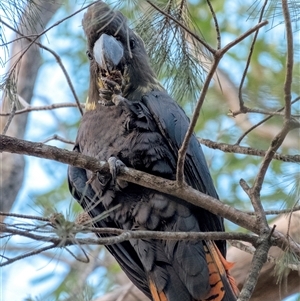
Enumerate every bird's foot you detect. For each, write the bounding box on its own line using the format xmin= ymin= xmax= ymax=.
xmin=99 ymin=77 xmax=124 ymax=106
xmin=103 ymin=77 xmax=122 ymax=95
xmin=98 ymin=87 xmax=113 ymax=104
xmin=111 ymin=94 xmax=127 ymax=106
xmin=108 ymin=156 xmax=128 ymax=190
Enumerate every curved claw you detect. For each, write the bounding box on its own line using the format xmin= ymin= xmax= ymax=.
xmin=98 ymin=77 xmax=123 ymax=106
xmin=103 ymin=77 xmax=122 ymax=94
xmin=99 ymin=88 xmax=114 ymax=106
xmin=108 ymin=157 xmax=127 ymax=190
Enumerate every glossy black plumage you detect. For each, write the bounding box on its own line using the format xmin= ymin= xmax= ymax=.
xmin=68 ymin=2 xmax=238 ymax=300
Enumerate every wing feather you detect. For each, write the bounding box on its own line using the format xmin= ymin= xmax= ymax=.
xmin=68 ymin=164 xmax=151 ymax=299
xmin=141 ymin=91 xmax=226 ymax=255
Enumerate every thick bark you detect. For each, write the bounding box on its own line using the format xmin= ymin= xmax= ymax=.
xmin=0 ymin=0 xmax=61 ymax=218
xmin=1 ymin=134 xmax=299 ymax=257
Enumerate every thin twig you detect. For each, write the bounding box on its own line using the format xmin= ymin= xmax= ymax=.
xmin=1 ymin=222 xmax=259 ymax=247
xmin=245 ymin=205 xmax=300 ymax=215
xmin=1 ymin=135 xmax=300 ymax=257
xmin=65 ymin=245 xmax=89 ymax=263
xmin=5 ymin=219 xmax=299 ymax=271
xmin=1 ymin=218 xmax=258 ymax=244
xmin=0 ymin=102 xmax=85 ymax=116
xmin=0 ymin=212 xmax=50 ymax=222
xmin=206 ymin=0 xmax=221 ymax=49
xmin=199 ymin=138 xmax=300 ymax=162
xmin=41 ymin=135 xmax=75 ymax=145
xmin=229 ymin=240 xmax=300 ymax=272
xmin=145 ymin=0 xmax=216 ymax=54
xmin=176 ymin=20 xmax=268 ymax=184
xmin=238 ymin=0 xmax=269 ymax=110
xmin=237 ymin=230 xmax=273 ymax=301
xmin=240 ymin=177 xmax=269 ymax=233
xmin=235 ymin=97 xmax=300 ymax=145
xmin=281 ymin=0 xmax=294 ymax=120
xmin=218 ymin=20 xmax=268 ymax=55
xmin=235 ymin=0 xmax=295 ymax=197
xmin=5 ymin=225 xmax=255 ymax=268
xmin=2 ymin=102 xmax=16 ymax=135
xmin=0 ymin=34 xmax=39 ymax=46
xmin=247 ymin=117 xmax=298 ymax=233
xmin=0 ymin=244 xmax=56 ymax=267
xmin=1 ymin=20 xmax=84 ymax=115
xmin=176 ymin=56 xmax=221 ymax=184
xmin=1 ymin=1 xmax=98 ymax=85
xmin=231 ymin=106 xmax=300 ymax=117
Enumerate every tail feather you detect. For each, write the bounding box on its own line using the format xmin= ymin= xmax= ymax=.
xmin=149 ymin=280 xmax=168 ymax=301
xmin=203 ymin=241 xmax=239 ymax=301
xmin=212 ymin=242 xmax=239 ymax=297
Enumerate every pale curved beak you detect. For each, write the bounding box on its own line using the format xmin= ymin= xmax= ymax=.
xmin=93 ymin=33 xmax=124 ymax=72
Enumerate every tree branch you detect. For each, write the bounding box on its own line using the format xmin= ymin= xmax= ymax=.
xmin=1 ymin=134 xmax=300 ymax=258
xmin=0 ymin=0 xmax=62 ymax=220
xmin=237 ymin=229 xmax=273 ymax=301
xmin=92 ymin=212 xmax=300 ymax=301
xmin=199 ymin=138 xmax=299 ymax=162
xmin=1 ymin=20 xmax=83 ymax=116
xmin=228 ymin=211 xmax=300 ymax=301
xmin=1 ymin=216 xmax=258 ymax=267
xmin=0 ymin=102 xmax=84 ymax=116
xmin=238 ymin=0 xmax=268 ymax=110
xmin=176 ymin=53 xmax=221 ymax=183
xmin=2 ymin=223 xmax=258 ymax=247
xmin=176 ymin=20 xmax=268 ymax=184
xmin=234 ymin=97 xmax=300 ymax=145
xmin=2 ymin=1 xmax=98 ymax=87
xmin=281 ymin=0 xmax=293 ymax=120
xmin=240 ymin=8 xmax=297 ymax=233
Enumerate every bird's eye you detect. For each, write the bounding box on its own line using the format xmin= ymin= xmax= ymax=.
xmin=86 ymin=50 xmax=93 ymax=60
xmin=129 ymin=38 xmax=136 ymax=49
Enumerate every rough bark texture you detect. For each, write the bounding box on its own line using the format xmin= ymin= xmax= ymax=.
xmin=0 ymin=0 xmax=61 ymax=218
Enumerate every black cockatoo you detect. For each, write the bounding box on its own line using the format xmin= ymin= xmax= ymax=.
xmin=68 ymin=2 xmax=238 ymax=300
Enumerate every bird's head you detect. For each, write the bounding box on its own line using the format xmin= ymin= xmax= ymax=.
xmin=82 ymin=1 xmax=163 ymax=109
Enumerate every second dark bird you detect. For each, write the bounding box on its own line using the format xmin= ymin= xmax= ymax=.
xmin=68 ymin=2 xmax=239 ymax=301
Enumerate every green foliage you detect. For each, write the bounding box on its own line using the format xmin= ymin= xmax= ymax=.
xmin=0 ymin=0 xmax=44 ymax=64
xmin=134 ymin=0 xmax=208 ymax=104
